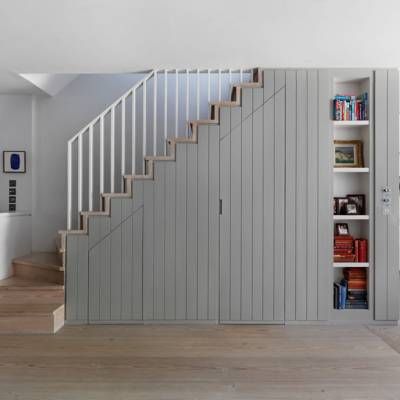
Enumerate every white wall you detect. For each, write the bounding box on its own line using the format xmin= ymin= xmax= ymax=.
xmin=1 ymin=0 xmax=400 ymax=72
xmin=0 ymin=95 xmax=32 ymax=212
xmin=32 ymin=74 xmax=144 ymax=251
xmin=0 ymin=213 xmax=31 ymax=279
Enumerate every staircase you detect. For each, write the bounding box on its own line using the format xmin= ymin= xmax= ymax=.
xmin=0 ymin=253 xmax=64 ymax=333
xmin=0 ymin=68 xmax=263 ymax=332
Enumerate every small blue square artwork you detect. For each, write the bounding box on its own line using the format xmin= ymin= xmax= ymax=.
xmin=3 ymin=151 xmax=26 ymax=173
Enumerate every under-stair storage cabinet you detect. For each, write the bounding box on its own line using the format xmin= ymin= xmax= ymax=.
xmin=65 ymin=68 xmax=399 ymax=324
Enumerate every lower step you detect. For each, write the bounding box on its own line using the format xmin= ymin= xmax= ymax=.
xmin=0 ymin=303 xmax=64 ymax=334
xmin=0 ymin=277 xmax=64 ymax=304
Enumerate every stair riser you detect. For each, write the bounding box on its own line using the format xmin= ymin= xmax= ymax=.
xmin=13 ymin=264 xmax=64 ymax=285
xmin=0 ymin=290 xmax=64 ymax=304
xmin=0 ymin=315 xmax=56 ymax=334
xmin=0 ymin=305 xmax=64 ymax=334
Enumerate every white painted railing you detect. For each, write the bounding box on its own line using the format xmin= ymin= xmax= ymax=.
xmin=67 ymin=69 xmax=251 ymax=230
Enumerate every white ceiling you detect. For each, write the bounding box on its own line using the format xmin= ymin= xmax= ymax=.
xmin=0 ymin=0 xmax=399 ymax=75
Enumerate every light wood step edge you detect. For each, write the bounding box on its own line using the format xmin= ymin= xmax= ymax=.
xmin=12 ymin=260 xmax=64 ymax=272
xmin=59 ymin=67 xmax=264 ymax=248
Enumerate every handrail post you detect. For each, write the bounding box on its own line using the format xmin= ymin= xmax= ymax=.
xmin=132 ymin=90 xmax=136 ymax=174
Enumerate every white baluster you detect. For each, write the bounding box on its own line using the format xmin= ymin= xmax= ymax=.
xmin=100 ymin=115 xmax=105 ymax=194
xmin=218 ymin=69 xmax=221 ymax=102
xmin=186 ymin=69 xmax=189 ymax=136
xmin=77 ymin=133 xmax=83 ymax=226
xmin=229 ymin=68 xmax=232 ymax=84
xmin=207 ymin=69 xmax=211 ymax=103
xmin=153 ymin=71 xmax=158 ymax=156
xmin=132 ymin=90 xmax=136 ymax=174
xmin=240 ymin=68 xmax=243 ymax=83
xmin=143 ymin=80 xmax=147 ymax=172
xmin=110 ymin=107 xmax=115 ymax=192
xmin=88 ymin=125 xmax=93 ymax=211
xmin=67 ymin=140 xmax=72 ymax=230
xmin=121 ymin=98 xmax=126 ymax=179
xmin=196 ymin=69 xmax=200 ymax=119
xmin=175 ymin=69 xmax=179 ymax=137
xmin=164 ymin=70 xmax=168 ymax=153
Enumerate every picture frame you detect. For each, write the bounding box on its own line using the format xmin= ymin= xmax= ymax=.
xmin=347 ymin=194 xmax=366 ymax=215
xmin=335 ymin=197 xmax=348 ymax=215
xmin=3 ymin=151 xmax=26 ymax=173
xmin=334 ymin=140 xmax=363 ymax=168
xmin=346 ymin=203 xmax=357 ymax=215
xmin=335 ymin=223 xmax=349 ymax=236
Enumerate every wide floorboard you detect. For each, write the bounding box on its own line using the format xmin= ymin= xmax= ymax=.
xmin=1 ymin=324 xmax=400 ymax=399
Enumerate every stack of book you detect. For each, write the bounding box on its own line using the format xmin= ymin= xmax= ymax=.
xmin=333 ymin=93 xmax=368 ymax=121
xmin=344 ymin=268 xmax=368 ymax=309
xmin=334 ymin=268 xmax=368 ymax=310
xmin=334 ymin=235 xmax=355 ymax=262
xmin=354 ymin=239 xmax=368 ymax=262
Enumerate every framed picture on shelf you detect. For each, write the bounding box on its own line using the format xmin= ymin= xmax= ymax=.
xmin=335 ymin=223 xmax=349 ymax=236
xmin=3 ymin=151 xmax=26 ymax=173
xmin=347 ymin=194 xmax=366 ymax=215
xmin=334 ymin=140 xmax=363 ymax=168
xmin=335 ymin=197 xmax=348 ymax=215
xmin=346 ymin=203 xmax=357 ymax=215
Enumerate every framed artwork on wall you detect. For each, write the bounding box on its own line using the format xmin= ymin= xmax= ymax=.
xmin=3 ymin=151 xmax=26 ymax=173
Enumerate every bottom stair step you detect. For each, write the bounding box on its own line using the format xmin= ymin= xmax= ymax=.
xmin=0 ymin=303 xmax=64 ymax=334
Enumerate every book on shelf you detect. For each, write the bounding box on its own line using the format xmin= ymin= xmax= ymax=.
xmin=333 ymin=93 xmax=368 ymax=121
xmin=333 ymin=237 xmax=368 ymax=263
xmin=334 ymin=268 xmax=368 ymax=310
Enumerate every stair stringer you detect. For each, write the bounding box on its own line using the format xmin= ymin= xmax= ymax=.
xmin=61 ymin=68 xmax=264 ymax=323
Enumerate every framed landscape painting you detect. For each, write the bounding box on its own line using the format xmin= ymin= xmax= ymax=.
xmin=3 ymin=151 xmax=26 ymax=173
xmin=334 ymin=140 xmax=363 ymax=168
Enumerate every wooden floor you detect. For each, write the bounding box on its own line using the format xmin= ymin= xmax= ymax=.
xmin=2 ymin=324 xmax=400 ymax=399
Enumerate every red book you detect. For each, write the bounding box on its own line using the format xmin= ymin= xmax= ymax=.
xmin=354 ymin=240 xmax=359 ymax=262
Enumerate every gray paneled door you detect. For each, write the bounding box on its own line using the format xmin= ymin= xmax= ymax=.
xmin=219 ymin=71 xmax=286 ymax=322
xmin=375 ymin=69 xmax=399 ymax=321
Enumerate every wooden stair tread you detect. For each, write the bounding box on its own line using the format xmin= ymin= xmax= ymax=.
xmin=0 ymin=276 xmax=63 ymax=290
xmin=0 ymin=303 xmax=64 ymax=316
xmin=13 ymin=252 xmax=63 ymax=271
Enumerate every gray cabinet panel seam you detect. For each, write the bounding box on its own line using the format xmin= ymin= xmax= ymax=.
xmin=88 ymin=205 xmax=144 ymax=250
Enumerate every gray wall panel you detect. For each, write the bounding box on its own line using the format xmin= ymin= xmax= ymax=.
xmin=154 ymin=162 xmax=165 ymax=319
xmin=208 ymin=125 xmax=220 ymax=320
xmin=295 ymin=70 xmax=307 ymax=321
xmin=252 ymin=106 xmax=263 ymax=321
xmin=317 ymin=69 xmax=332 ymax=320
xmin=187 ymin=141 xmax=198 ymax=319
xmin=306 ymin=70 xmax=318 ymax=321
xmin=241 ymin=115 xmax=252 ymax=320
xmin=230 ymin=122 xmax=242 ymax=320
xmin=285 ymin=70 xmax=296 ymax=321
xmin=143 ymin=180 xmax=154 ymax=320
xmin=273 ymin=85 xmax=285 ymax=322
xmin=263 ymin=96 xmax=275 ymax=321
xmin=165 ymin=161 xmax=176 ymax=320
xmin=175 ymin=144 xmax=187 ymax=319
xmin=197 ymin=126 xmax=209 ymax=319
xmin=219 ymin=134 xmax=231 ymax=321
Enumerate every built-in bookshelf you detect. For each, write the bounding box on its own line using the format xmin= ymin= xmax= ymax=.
xmin=331 ymin=73 xmax=374 ymax=319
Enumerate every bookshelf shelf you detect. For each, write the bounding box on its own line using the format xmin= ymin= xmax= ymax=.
xmin=334 ymin=168 xmax=369 ymax=173
xmin=333 ymin=120 xmax=369 ymax=127
xmin=333 ymin=262 xmax=369 ymax=268
xmin=333 ymin=215 xmax=369 ymax=220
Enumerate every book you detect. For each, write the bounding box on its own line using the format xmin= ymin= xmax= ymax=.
xmin=333 ymin=93 xmax=368 ymax=121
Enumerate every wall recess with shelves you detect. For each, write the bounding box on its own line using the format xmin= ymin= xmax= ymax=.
xmin=331 ymin=72 xmax=374 ymax=318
